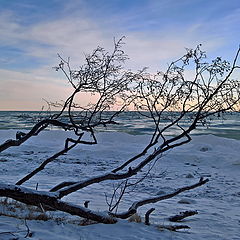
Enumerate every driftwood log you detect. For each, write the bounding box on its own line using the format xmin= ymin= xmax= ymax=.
xmin=169 ymin=210 xmax=198 ymax=222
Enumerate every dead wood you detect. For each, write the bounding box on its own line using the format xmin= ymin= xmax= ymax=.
xmin=0 ymin=183 xmax=116 ymax=224
xmin=145 ymin=208 xmax=155 ymax=225
xmin=169 ymin=210 xmax=198 ymax=222
xmin=158 ymin=224 xmax=190 ymax=231
xmin=111 ymin=178 xmax=209 ymax=219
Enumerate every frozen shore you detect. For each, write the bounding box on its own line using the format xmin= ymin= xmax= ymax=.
xmin=0 ymin=130 xmax=239 ymax=240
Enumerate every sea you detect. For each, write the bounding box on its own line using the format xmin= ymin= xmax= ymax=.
xmin=0 ymin=111 xmax=240 ymax=140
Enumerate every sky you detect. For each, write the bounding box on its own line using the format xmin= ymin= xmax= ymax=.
xmin=0 ymin=0 xmax=240 ymax=110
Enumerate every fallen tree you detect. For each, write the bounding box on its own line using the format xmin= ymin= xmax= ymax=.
xmin=0 ymin=38 xmax=239 ymax=224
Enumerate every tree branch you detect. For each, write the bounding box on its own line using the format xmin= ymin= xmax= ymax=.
xmin=112 ymin=178 xmax=209 ymax=219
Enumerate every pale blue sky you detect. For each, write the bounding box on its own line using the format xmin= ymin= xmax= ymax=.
xmin=0 ymin=0 xmax=239 ymax=110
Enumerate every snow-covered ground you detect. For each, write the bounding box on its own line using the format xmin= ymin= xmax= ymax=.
xmin=0 ymin=130 xmax=239 ymax=240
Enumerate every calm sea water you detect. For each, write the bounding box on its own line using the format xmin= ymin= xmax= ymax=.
xmin=0 ymin=111 xmax=240 ymax=140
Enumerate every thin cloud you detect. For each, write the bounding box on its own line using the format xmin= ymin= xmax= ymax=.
xmin=0 ymin=68 xmax=72 ymax=110
xmin=0 ymin=0 xmax=239 ymax=110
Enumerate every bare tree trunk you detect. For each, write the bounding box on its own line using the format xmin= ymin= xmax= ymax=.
xmin=0 ymin=183 xmax=116 ymax=224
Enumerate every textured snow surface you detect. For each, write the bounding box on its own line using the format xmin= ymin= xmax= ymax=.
xmin=0 ymin=130 xmax=239 ymax=240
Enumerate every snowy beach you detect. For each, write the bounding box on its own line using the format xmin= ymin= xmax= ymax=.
xmin=1 ymin=0 xmax=240 ymax=239
xmin=0 ymin=130 xmax=239 ymax=240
